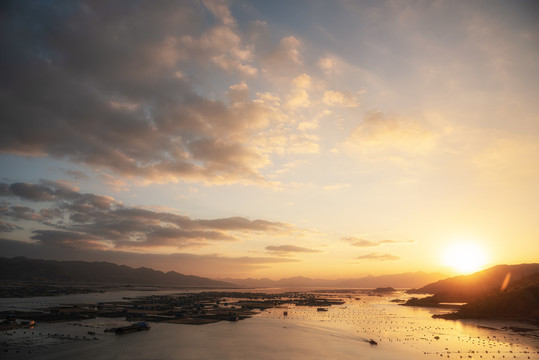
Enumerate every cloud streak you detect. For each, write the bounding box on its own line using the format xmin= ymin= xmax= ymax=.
xmin=0 ymin=238 xmax=298 ymax=277
xmin=0 ymin=180 xmax=298 ymax=252
xmin=345 ymin=111 xmax=438 ymax=158
xmin=0 ymin=220 xmax=22 ymax=233
xmin=355 ymin=253 xmax=400 ymax=261
xmin=342 ymin=237 xmax=415 ymax=247
xmin=266 ymin=245 xmax=321 ymax=254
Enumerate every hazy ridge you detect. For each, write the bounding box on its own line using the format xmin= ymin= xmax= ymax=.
xmin=0 ymin=257 xmax=235 ymax=288
xmin=0 ymin=256 xmax=447 ymax=289
xmin=220 ymin=271 xmax=446 ymax=289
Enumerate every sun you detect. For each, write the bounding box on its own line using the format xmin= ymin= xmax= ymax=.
xmin=443 ymin=241 xmax=488 ymax=274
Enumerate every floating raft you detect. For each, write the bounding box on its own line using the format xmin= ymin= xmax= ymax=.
xmin=106 ymin=322 xmax=151 ymax=334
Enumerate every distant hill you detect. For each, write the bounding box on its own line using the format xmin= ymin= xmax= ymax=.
xmin=407 ymin=263 xmax=539 ymax=302
xmin=0 ymin=257 xmax=235 ymax=288
xmin=335 ymin=272 xmax=446 ymax=289
xmin=433 ymin=273 xmax=539 ymax=324
xmin=220 ymin=271 xmax=446 ymax=289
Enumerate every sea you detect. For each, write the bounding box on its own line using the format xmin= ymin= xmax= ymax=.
xmin=1 ymin=289 xmax=538 ymax=359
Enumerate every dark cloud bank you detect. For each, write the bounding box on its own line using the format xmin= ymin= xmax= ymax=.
xmin=0 ymin=0 xmax=273 ymax=184
xmin=0 ymin=180 xmax=297 ymax=274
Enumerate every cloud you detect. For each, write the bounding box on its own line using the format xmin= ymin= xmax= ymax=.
xmin=0 ymin=238 xmax=298 ymax=277
xmin=343 ymin=238 xmax=378 ymax=247
xmin=342 ymin=237 xmax=415 ymax=247
xmin=266 ymin=245 xmax=321 ymax=254
xmin=1 ymin=180 xmax=82 ymax=203
xmin=286 ymin=74 xmax=312 ymax=109
xmin=39 ymin=178 xmax=80 ymax=194
xmin=318 ymin=57 xmax=337 ymax=74
xmin=346 ymin=111 xmax=438 ymax=156
xmin=7 ymin=183 xmax=55 ymax=202
xmin=227 ymin=82 xmax=250 ymax=103
xmin=64 ymin=170 xmax=89 ymax=181
xmin=97 ymin=174 xmax=130 ymax=192
xmin=31 ymin=230 xmax=107 ymax=250
xmin=355 ymin=253 xmax=400 ymax=261
xmin=322 ymin=90 xmax=361 ymax=108
xmin=180 ymin=23 xmax=257 ymax=76
xmin=0 ymin=181 xmax=298 ymax=252
xmin=201 ymin=0 xmax=236 ymax=26
xmin=262 ymin=36 xmax=303 ymax=72
xmin=0 ymin=220 xmax=22 ymax=232
xmin=1 ymin=205 xmax=42 ymax=221
xmin=197 ymin=217 xmax=294 ymax=233
xmin=378 ymin=239 xmax=415 ymax=245
xmin=0 ymin=1 xmax=281 ymax=185
xmin=1 ymin=1 xmax=374 ymax=187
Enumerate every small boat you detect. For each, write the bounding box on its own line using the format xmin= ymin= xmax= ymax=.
xmin=368 ymin=339 xmax=378 ymax=345
xmin=112 ymin=322 xmax=151 ymax=334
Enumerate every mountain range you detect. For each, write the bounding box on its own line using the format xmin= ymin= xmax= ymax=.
xmin=220 ymin=271 xmax=446 ymax=289
xmin=0 ymin=257 xmax=234 ymax=288
xmin=0 ymin=256 xmax=446 ymax=289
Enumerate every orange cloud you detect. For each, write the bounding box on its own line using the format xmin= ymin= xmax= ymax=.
xmin=355 ymin=253 xmax=400 ymax=261
xmin=347 ymin=111 xmax=438 ymax=155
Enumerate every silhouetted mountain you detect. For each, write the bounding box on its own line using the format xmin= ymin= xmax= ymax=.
xmin=220 ymin=271 xmax=445 ymax=289
xmin=334 ymin=272 xmax=445 ymax=289
xmin=407 ymin=263 xmax=539 ymax=302
xmin=0 ymin=257 xmax=235 ymax=287
xmin=434 ymin=273 xmax=539 ymax=324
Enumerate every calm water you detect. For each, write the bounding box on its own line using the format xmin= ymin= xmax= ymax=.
xmin=1 ymin=290 xmax=538 ymax=359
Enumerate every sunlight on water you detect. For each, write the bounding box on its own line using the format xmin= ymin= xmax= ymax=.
xmin=256 ymin=293 xmax=539 ymax=359
xmin=1 ymin=290 xmax=538 ymax=359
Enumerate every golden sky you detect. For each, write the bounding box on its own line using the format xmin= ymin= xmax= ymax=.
xmin=1 ymin=0 xmax=538 ymax=279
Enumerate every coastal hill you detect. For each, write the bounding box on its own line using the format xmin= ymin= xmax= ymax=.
xmin=433 ymin=272 xmax=539 ymax=324
xmin=0 ymin=257 xmax=235 ymax=288
xmin=407 ymin=263 xmax=539 ymax=302
xmin=220 ymin=271 xmax=445 ymax=289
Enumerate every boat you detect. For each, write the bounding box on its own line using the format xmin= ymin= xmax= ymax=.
xmin=112 ymin=322 xmax=151 ymax=334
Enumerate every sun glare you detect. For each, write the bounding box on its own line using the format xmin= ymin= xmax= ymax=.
xmin=443 ymin=241 xmax=488 ymax=274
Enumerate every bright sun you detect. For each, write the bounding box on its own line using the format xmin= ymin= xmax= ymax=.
xmin=443 ymin=241 xmax=488 ymax=274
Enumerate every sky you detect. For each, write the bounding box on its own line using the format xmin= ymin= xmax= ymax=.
xmin=1 ymin=0 xmax=538 ymax=279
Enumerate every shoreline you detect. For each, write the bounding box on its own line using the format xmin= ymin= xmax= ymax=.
xmin=2 ymin=289 xmax=538 ymax=360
